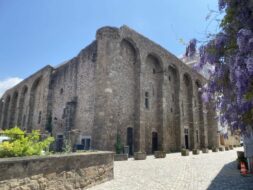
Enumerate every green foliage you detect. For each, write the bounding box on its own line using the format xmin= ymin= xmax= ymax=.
xmin=0 ymin=127 xmax=54 ymax=158
xmin=63 ymin=138 xmax=72 ymax=153
xmin=114 ymin=134 xmax=123 ymax=154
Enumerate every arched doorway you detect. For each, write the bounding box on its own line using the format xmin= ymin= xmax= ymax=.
xmin=127 ymin=127 xmax=134 ymax=155
xmin=184 ymin=128 xmax=189 ymax=149
xmin=152 ymin=132 xmax=158 ymax=153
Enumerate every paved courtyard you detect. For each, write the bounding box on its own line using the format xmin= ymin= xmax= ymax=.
xmin=88 ymin=147 xmax=253 ymax=190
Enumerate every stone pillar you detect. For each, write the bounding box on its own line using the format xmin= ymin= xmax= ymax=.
xmin=92 ymin=27 xmax=121 ymax=151
xmin=206 ymin=102 xmax=219 ymax=148
xmin=138 ymin=56 xmax=147 ymax=153
xmin=179 ymin=74 xmax=185 ymax=149
xmin=202 ymin=103 xmax=208 ymax=148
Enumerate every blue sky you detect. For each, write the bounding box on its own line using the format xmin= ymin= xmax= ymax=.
xmin=0 ymin=0 xmax=219 ymax=96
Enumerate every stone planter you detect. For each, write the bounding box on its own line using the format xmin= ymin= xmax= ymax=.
xmin=202 ymin=148 xmax=209 ymax=153
xmin=134 ymin=152 xmax=146 ymax=160
xmin=114 ymin=154 xmax=128 ymax=161
xmin=181 ymin=149 xmax=189 ymax=156
xmin=192 ymin=149 xmax=200 ymax=155
xmin=154 ymin=151 xmax=166 ymax=158
xmin=219 ymin=147 xmax=224 ymax=151
xmin=229 ymin=145 xmax=234 ymax=150
xmin=233 ymin=145 xmax=237 ymax=148
xmin=212 ymin=147 xmax=218 ymax=152
xmin=225 ymin=146 xmax=229 ymax=151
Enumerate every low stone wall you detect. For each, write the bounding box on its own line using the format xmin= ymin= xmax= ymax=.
xmin=0 ymin=151 xmax=114 ymax=190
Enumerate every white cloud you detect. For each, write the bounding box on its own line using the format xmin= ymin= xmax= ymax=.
xmin=0 ymin=77 xmax=23 ymax=98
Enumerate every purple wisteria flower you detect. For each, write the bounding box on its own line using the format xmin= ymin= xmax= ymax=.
xmin=185 ymin=39 xmax=197 ymax=57
xmin=195 ymin=0 xmax=253 ymax=134
xmin=237 ymin=29 xmax=253 ymax=53
xmin=246 ymin=57 xmax=253 ymax=75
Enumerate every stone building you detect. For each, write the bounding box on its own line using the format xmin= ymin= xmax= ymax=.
xmin=0 ymin=25 xmax=219 ymax=154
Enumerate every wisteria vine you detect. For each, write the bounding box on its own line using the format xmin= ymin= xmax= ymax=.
xmin=195 ymin=0 xmax=253 ymax=133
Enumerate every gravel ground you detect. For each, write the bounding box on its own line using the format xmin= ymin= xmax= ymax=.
xmin=88 ymin=147 xmax=253 ymax=190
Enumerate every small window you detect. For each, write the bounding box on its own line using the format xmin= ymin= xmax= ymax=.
xmin=172 ymin=94 xmax=174 ymax=102
xmin=38 ymin=111 xmax=42 ymax=124
xmin=145 ymin=92 xmax=149 ymax=109
xmin=182 ymin=103 xmax=184 ymax=116
xmin=196 ymin=130 xmax=199 ymax=143
xmin=56 ymin=135 xmax=64 ymax=152
xmin=170 ymin=108 xmax=173 ymax=113
xmin=168 ymin=75 xmax=171 ymax=81
xmin=184 ymin=128 xmax=189 ymax=135
xmin=81 ymin=138 xmax=91 ymax=150
xmin=60 ymin=88 xmax=64 ymax=94
xmin=153 ymin=69 xmax=156 ymax=74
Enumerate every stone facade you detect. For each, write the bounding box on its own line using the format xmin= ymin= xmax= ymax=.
xmin=0 ymin=25 xmax=219 ymax=154
xmin=0 ymin=151 xmax=113 ymax=190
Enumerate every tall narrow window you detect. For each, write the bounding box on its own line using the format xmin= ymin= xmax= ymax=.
xmin=145 ymin=92 xmax=149 ymax=109
xmin=182 ymin=103 xmax=184 ymax=116
xmin=38 ymin=111 xmax=42 ymax=124
xmin=196 ymin=130 xmax=199 ymax=143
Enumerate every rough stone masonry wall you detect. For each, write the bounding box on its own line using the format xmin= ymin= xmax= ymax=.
xmin=0 ymin=151 xmax=114 ymax=190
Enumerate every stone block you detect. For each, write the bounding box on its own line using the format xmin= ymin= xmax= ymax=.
xmin=181 ymin=149 xmax=189 ymax=156
xmin=202 ymin=148 xmax=209 ymax=153
xmin=192 ymin=149 xmax=200 ymax=155
xmin=134 ymin=152 xmax=146 ymax=160
xmin=154 ymin=151 xmax=166 ymax=158
xmin=114 ymin=154 xmax=128 ymax=161
xmin=0 ymin=152 xmax=114 ymax=190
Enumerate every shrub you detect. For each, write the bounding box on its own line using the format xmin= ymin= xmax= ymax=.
xmin=114 ymin=134 xmax=123 ymax=154
xmin=0 ymin=127 xmax=54 ymax=158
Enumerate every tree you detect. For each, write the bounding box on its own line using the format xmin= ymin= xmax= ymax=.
xmin=0 ymin=127 xmax=54 ymax=158
xmin=195 ymin=0 xmax=253 ymax=134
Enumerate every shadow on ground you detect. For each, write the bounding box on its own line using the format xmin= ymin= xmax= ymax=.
xmin=207 ymin=160 xmax=253 ymax=190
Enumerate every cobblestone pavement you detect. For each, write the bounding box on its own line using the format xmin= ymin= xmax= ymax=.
xmin=88 ymin=147 xmax=253 ymax=190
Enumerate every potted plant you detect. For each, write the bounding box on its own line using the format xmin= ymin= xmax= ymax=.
xmin=202 ymin=148 xmax=209 ymax=153
xmin=192 ymin=149 xmax=200 ymax=155
xmin=114 ymin=134 xmax=128 ymax=161
xmin=181 ymin=148 xmax=189 ymax=156
xmin=134 ymin=151 xmax=146 ymax=160
xmin=212 ymin=147 xmax=218 ymax=152
xmin=225 ymin=146 xmax=229 ymax=151
xmin=219 ymin=147 xmax=224 ymax=151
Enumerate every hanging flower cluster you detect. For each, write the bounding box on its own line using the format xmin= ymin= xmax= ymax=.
xmin=185 ymin=39 xmax=197 ymax=57
xmin=197 ymin=0 xmax=253 ymax=133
